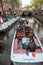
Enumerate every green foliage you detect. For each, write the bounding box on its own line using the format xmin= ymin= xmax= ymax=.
xmin=24 ymin=5 xmax=32 ymax=9
xmin=11 ymin=0 xmax=22 ymax=9
xmin=31 ymin=0 xmax=43 ymax=7
xmin=16 ymin=0 xmax=22 ymax=9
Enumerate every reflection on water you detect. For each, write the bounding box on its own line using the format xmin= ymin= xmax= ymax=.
xmin=35 ymin=23 xmax=43 ymax=39
xmin=35 ymin=23 xmax=41 ymax=33
xmin=0 ymin=33 xmax=8 ymax=54
xmin=0 ymin=42 xmax=5 ymax=54
xmin=0 ymin=21 xmax=19 ymax=65
xmin=31 ymin=19 xmax=43 ymax=47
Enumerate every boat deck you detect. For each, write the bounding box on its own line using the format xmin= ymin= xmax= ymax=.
xmin=13 ymin=25 xmax=42 ymax=53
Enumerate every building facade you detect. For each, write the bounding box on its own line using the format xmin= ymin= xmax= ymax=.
xmin=0 ymin=0 xmax=12 ymax=12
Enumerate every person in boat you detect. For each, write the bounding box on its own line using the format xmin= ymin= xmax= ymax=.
xmin=25 ymin=26 xmax=34 ymax=38
xmin=0 ymin=11 xmax=3 ymax=24
xmin=24 ymin=19 xmax=28 ymax=25
xmin=19 ymin=20 xmax=24 ymax=25
xmin=26 ymin=37 xmax=36 ymax=52
xmin=27 ymin=11 xmax=35 ymax=28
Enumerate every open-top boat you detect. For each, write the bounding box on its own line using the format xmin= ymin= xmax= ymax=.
xmin=11 ymin=25 xmax=43 ymax=64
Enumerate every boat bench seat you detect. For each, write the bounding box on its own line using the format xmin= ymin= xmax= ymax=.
xmin=14 ymin=49 xmax=26 ymax=53
xmin=13 ymin=39 xmax=18 ymax=50
xmin=13 ymin=38 xmax=42 ymax=53
xmin=33 ymin=37 xmax=40 ymax=46
xmin=13 ymin=39 xmax=30 ymax=53
xmin=14 ymin=49 xmax=30 ymax=53
xmin=35 ymin=49 xmax=42 ymax=52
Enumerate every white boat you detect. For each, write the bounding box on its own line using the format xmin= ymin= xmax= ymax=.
xmin=11 ymin=25 xmax=43 ymax=65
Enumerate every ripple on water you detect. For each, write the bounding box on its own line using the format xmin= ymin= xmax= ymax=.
xmin=0 ymin=42 xmax=6 ymax=54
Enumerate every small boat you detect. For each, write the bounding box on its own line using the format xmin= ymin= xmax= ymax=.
xmin=11 ymin=25 xmax=43 ymax=65
xmin=0 ymin=17 xmax=20 ymax=32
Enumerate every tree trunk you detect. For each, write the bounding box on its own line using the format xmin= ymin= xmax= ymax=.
xmin=0 ymin=0 xmax=3 ymax=14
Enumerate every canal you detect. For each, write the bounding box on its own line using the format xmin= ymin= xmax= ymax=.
xmin=0 ymin=18 xmax=43 ymax=65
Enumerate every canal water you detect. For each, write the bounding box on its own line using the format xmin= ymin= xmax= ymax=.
xmin=0 ymin=18 xmax=43 ymax=65
xmin=0 ymin=20 xmax=19 ymax=65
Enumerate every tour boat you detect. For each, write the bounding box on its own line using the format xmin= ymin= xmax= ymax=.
xmin=11 ymin=25 xmax=43 ymax=64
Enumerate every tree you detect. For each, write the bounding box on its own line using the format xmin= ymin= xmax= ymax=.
xmin=11 ymin=0 xmax=16 ymax=9
xmin=0 ymin=0 xmax=3 ymax=12
xmin=24 ymin=5 xmax=32 ymax=10
xmin=31 ymin=0 xmax=43 ymax=12
xmin=11 ymin=0 xmax=22 ymax=9
xmin=15 ymin=0 xmax=22 ymax=9
xmin=31 ymin=0 xmax=43 ymax=7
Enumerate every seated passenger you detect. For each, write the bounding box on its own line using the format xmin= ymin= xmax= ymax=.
xmin=17 ymin=25 xmax=23 ymax=31
xmin=25 ymin=32 xmax=34 ymax=38
xmin=19 ymin=20 xmax=24 ymax=25
xmin=26 ymin=37 xmax=36 ymax=52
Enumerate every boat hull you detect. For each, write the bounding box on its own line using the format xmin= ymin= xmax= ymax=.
xmin=11 ymin=26 xmax=43 ymax=64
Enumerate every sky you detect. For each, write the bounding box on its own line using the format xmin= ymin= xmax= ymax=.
xmin=21 ymin=0 xmax=32 ymax=7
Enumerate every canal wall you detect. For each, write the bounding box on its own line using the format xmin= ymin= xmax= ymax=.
xmin=33 ymin=14 xmax=43 ymax=25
